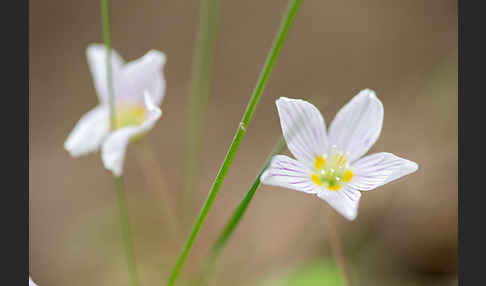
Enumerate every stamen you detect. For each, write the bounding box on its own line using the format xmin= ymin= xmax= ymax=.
xmin=113 ymin=104 xmax=148 ymax=143
xmin=311 ymin=151 xmax=353 ymax=191
xmin=327 ymin=185 xmax=341 ymax=191
xmin=314 ymin=156 xmax=325 ymax=170
xmin=311 ymin=174 xmax=323 ymax=186
xmin=343 ymin=170 xmax=353 ymax=182
xmin=115 ymin=105 xmax=147 ymax=129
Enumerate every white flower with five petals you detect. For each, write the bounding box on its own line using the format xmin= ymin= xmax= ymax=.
xmin=64 ymin=44 xmax=166 ymax=176
xmin=260 ymin=89 xmax=418 ymax=220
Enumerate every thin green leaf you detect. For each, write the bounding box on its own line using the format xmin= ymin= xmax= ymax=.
xmin=165 ymin=1 xmax=303 ymax=285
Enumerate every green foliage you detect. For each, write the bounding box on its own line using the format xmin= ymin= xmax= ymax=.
xmin=260 ymin=260 xmax=344 ymax=286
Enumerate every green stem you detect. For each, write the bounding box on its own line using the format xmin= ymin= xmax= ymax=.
xmin=115 ymin=176 xmax=141 ymax=286
xmin=181 ymin=0 xmax=222 ymax=225
xmin=102 ymin=1 xmax=140 ymax=285
xmin=166 ymin=1 xmax=303 ymax=285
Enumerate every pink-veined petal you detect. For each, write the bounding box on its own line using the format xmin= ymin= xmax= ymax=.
xmin=101 ymin=93 xmax=162 ymax=176
xmin=86 ymin=44 xmax=125 ymax=104
xmin=328 ymin=89 xmax=383 ymax=162
xmin=276 ymin=97 xmax=329 ymax=167
xmin=260 ymin=155 xmax=318 ymax=194
xmin=317 ymin=186 xmax=361 ymax=220
xmin=118 ymin=50 xmax=166 ymax=106
xmin=348 ymin=152 xmax=418 ymax=191
xmin=64 ymin=105 xmax=110 ymax=157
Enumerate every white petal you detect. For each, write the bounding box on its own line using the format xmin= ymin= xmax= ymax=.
xmin=276 ymin=97 xmax=329 ymax=167
xmin=64 ymin=105 xmax=110 ymax=157
xmin=348 ymin=152 xmax=418 ymax=191
xmin=29 ymin=276 xmax=38 ymax=286
xmin=101 ymin=93 xmax=162 ymax=176
xmin=119 ymin=50 xmax=167 ymax=106
xmin=260 ymin=155 xmax=318 ymax=194
xmin=328 ymin=89 xmax=383 ymax=162
xmin=86 ymin=44 xmax=125 ymax=104
xmin=317 ymin=186 xmax=361 ymax=220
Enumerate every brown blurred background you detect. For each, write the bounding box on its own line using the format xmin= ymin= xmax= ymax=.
xmin=30 ymin=0 xmax=457 ymax=285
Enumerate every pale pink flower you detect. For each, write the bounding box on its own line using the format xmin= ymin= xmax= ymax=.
xmin=261 ymin=89 xmax=418 ymax=220
xmin=64 ymin=44 xmax=166 ymax=176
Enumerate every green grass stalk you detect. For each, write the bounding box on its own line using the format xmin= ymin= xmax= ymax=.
xmin=166 ymin=1 xmax=303 ymax=285
xmin=102 ymin=1 xmax=140 ymax=285
xmin=181 ymin=0 xmax=222 ymax=225
xmin=115 ymin=176 xmax=141 ymax=286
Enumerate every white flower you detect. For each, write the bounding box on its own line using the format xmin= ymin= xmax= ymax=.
xmin=29 ymin=276 xmax=38 ymax=286
xmin=260 ymin=89 xmax=418 ymax=220
xmin=64 ymin=44 xmax=166 ymax=176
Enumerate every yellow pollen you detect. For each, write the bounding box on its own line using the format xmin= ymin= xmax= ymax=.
xmin=343 ymin=170 xmax=353 ymax=182
xmin=113 ymin=104 xmax=148 ymax=143
xmin=115 ymin=105 xmax=147 ymax=130
xmin=311 ymin=174 xmax=323 ymax=186
xmin=327 ymin=185 xmax=342 ymax=191
xmin=314 ymin=156 xmax=325 ymax=169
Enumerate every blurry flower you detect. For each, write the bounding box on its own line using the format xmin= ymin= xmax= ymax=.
xmin=261 ymin=89 xmax=418 ymax=220
xmin=64 ymin=44 xmax=166 ymax=176
xmin=29 ymin=276 xmax=38 ymax=286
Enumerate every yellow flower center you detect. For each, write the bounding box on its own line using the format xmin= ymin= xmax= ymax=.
xmin=310 ymin=151 xmax=353 ymax=191
xmin=114 ymin=105 xmax=147 ymax=130
xmin=114 ymin=104 xmax=148 ymax=143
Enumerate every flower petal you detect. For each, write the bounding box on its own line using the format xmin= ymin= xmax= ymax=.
xmin=276 ymin=97 xmax=329 ymax=167
xmin=328 ymin=89 xmax=383 ymax=162
xmin=260 ymin=155 xmax=318 ymax=194
xmin=86 ymin=44 xmax=125 ymax=104
xmin=101 ymin=92 xmax=162 ymax=176
xmin=119 ymin=50 xmax=167 ymax=106
xmin=317 ymin=186 xmax=361 ymax=220
xmin=29 ymin=276 xmax=38 ymax=286
xmin=348 ymin=152 xmax=418 ymax=191
xmin=64 ymin=105 xmax=110 ymax=157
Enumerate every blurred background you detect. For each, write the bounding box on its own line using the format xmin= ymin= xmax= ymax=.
xmin=29 ymin=0 xmax=457 ymax=285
